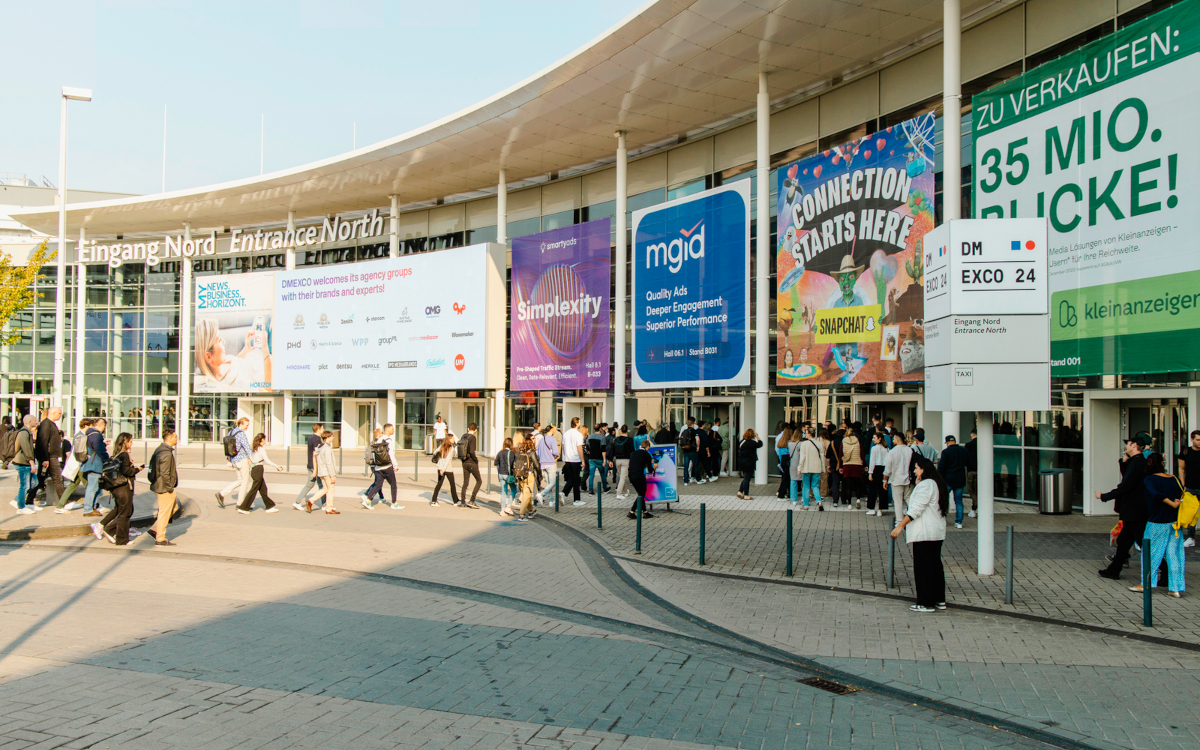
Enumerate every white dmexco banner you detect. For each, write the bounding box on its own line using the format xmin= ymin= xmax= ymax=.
xmin=272 ymin=244 xmax=507 ymax=390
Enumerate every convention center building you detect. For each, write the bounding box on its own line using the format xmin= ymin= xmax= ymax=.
xmin=6 ymin=0 xmax=1195 ymax=516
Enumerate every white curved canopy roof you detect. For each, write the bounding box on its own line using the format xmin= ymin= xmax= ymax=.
xmin=14 ymin=0 xmax=1003 ymax=237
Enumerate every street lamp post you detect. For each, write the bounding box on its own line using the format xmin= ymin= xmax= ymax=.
xmin=54 ymin=86 xmax=92 ymax=422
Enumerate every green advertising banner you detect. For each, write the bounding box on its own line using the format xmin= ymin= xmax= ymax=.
xmin=973 ymin=0 xmax=1200 ymax=377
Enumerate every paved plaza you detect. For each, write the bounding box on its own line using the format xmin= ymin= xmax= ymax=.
xmin=0 ymin=467 xmax=1197 ymax=750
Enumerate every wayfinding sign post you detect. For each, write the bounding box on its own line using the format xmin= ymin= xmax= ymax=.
xmin=923 ymin=217 xmax=1049 ymax=577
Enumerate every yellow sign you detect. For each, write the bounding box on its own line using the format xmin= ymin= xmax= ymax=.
xmin=813 ymin=305 xmax=882 ymax=343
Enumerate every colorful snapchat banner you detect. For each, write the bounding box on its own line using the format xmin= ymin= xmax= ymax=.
xmin=775 ymin=114 xmax=936 ymax=385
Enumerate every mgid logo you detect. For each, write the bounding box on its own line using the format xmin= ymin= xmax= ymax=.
xmin=645 ymin=220 xmax=704 ymax=274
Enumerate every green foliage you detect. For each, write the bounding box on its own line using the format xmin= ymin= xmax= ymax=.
xmin=0 ymin=240 xmax=55 ymax=346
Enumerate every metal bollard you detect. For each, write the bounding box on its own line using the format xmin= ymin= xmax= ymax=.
xmin=1004 ymin=525 xmax=1015 ymax=605
xmin=786 ymin=508 xmax=793 ymax=577
xmin=339 ymin=445 xmax=344 ymax=474
xmin=699 ymin=503 xmax=706 ymax=565
xmin=488 ymin=458 xmax=493 ymax=493
xmin=202 ymin=442 xmax=206 ymax=468
xmin=886 ymin=517 xmax=896 ymax=589
xmin=144 ymin=441 xmax=149 ymax=464
xmin=555 ymin=472 xmax=560 ymax=512
xmin=414 ymin=451 xmax=418 ymax=482
xmin=286 ymin=446 xmax=291 ymax=472
xmin=1142 ymin=538 xmax=1153 ymax=627
xmin=635 ymin=503 xmax=642 ymax=554
xmin=597 ymin=489 xmax=602 ymax=530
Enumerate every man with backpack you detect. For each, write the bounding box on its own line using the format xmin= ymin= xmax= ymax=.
xmin=612 ymin=425 xmax=634 ymax=499
xmin=148 ymin=429 xmax=179 ymax=546
xmin=586 ymin=424 xmax=610 ymax=496
xmin=362 ymin=423 xmax=402 ymax=510
xmin=32 ymin=406 xmax=66 ymax=509
xmin=678 ymin=417 xmax=702 ymax=487
xmin=455 ymin=422 xmax=482 ymax=509
xmin=53 ymin=418 xmax=93 ymax=513
xmin=6 ymin=415 xmax=37 ymax=514
xmin=216 ymin=417 xmax=253 ymax=508
xmin=80 ymin=418 xmax=110 ymax=516
xmin=535 ymin=425 xmax=560 ymax=505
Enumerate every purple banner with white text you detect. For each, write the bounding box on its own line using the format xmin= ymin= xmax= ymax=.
xmin=511 ymin=219 xmax=611 ymax=390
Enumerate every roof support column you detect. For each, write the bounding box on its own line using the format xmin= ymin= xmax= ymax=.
xmin=388 ymin=195 xmax=399 ymax=258
xmin=497 ymin=169 xmax=507 ymax=245
xmin=285 ymin=211 xmax=296 ymax=270
xmin=942 ymin=0 xmax=964 ymax=473
xmin=754 ymin=71 xmax=770 ymax=485
xmin=179 ymin=222 xmax=192 ymax=446
xmin=614 ymin=131 xmax=627 ymax=429
xmin=52 ymin=96 xmax=69 ymax=411
xmin=74 ymin=228 xmax=86 ymax=427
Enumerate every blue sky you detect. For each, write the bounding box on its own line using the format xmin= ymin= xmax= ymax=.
xmin=1 ymin=0 xmax=646 ymax=196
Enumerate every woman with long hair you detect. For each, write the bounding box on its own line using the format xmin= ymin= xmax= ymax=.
xmin=496 ymin=437 xmax=517 ymax=515
xmin=840 ymin=425 xmax=864 ymax=508
xmin=237 ymin=432 xmax=282 ymax=514
xmin=890 ymin=456 xmax=948 ymax=613
xmin=1130 ymin=452 xmax=1186 ymax=597
xmin=193 ymin=318 xmax=272 ymax=391
xmin=626 ymin=439 xmax=657 ymax=519
xmin=431 ymin=434 xmax=460 ymax=506
xmin=513 ymin=437 xmax=540 ymax=519
xmin=90 ymin=432 xmax=142 ymax=545
xmin=303 ymin=431 xmax=340 ymax=514
xmin=737 ymin=429 xmax=763 ymax=500
xmin=775 ymin=424 xmax=794 ymax=498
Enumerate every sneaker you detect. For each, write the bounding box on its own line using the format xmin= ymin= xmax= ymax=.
xmin=65 ymin=501 xmax=84 ymax=511
xmin=430 ymin=501 xmax=439 ymax=506
xmin=361 ymin=498 xmax=373 ymax=510
xmin=127 ymin=529 xmax=141 ymax=539
xmin=53 ymin=508 xmax=69 ymax=514
xmin=292 ymin=501 xmax=305 ymax=511
xmin=102 ymin=529 xmax=117 ymax=544
xmin=1098 ymin=569 xmax=1120 ymax=580
xmin=9 ymin=500 xmax=18 ymax=510
xmin=642 ymin=511 xmax=656 ymax=519
xmin=1185 ymin=538 xmax=1196 ymax=548
xmin=17 ymin=507 xmax=36 ymax=515
xmin=237 ymin=509 xmax=250 ymax=515
xmin=968 ymin=510 xmax=977 ymax=518
xmin=955 ymin=522 xmax=963 ymax=529
xmin=83 ymin=510 xmax=102 ymax=517
xmin=146 ymin=529 xmax=157 ymax=539
xmin=214 ymin=491 xmax=225 ymax=508
xmin=572 ymin=500 xmax=585 ymax=507
xmin=909 ymin=605 xmax=935 ymax=613
xmin=324 ymin=509 xmax=340 ymax=515
xmin=389 ymin=504 xmax=404 ymax=510
xmin=465 ymin=501 xmax=480 ymax=509
xmin=1105 ymin=553 xmax=1117 ymax=563
xmin=736 ymin=492 xmax=744 ymax=499
xmin=265 ymin=507 xmax=280 ymax=513
xmin=817 ymin=504 xmax=824 ymax=511
xmin=935 ymin=602 xmax=947 ymax=610
xmin=626 ymin=512 xmax=637 ymax=519
xmin=90 ymin=522 xmax=104 ymax=539
xmin=155 ymin=541 xmax=176 ymax=547
xmin=776 ymin=497 xmax=787 ymax=502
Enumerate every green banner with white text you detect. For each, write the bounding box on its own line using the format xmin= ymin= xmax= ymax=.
xmin=973 ymin=0 xmax=1200 ymax=377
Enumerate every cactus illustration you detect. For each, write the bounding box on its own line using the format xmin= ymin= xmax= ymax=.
xmin=906 ymin=248 xmax=924 ymax=285
xmin=873 ymin=266 xmax=888 ymax=325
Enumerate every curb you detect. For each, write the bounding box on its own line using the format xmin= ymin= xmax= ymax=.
xmin=0 ymin=494 xmax=200 ymax=542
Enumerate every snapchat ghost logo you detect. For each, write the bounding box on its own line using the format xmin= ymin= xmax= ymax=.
xmin=865 ymin=317 xmax=876 ymax=332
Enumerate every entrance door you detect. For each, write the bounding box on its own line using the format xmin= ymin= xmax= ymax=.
xmin=1126 ymin=400 xmax=1188 ymax=473
xmin=144 ymin=398 xmax=178 ymax=441
xmin=856 ymin=401 xmax=915 ymax=431
xmin=464 ymin=402 xmax=484 ymax=453
xmin=356 ymin=403 xmax=377 ymax=448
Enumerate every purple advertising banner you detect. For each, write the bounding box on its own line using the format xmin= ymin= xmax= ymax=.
xmin=511 ymin=219 xmax=611 ymax=390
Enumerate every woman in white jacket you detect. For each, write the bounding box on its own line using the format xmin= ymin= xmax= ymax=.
xmin=303 ymin=431 xmax=340 ymax=515
xmin=889 ymin=455 xmax=948 ymax=613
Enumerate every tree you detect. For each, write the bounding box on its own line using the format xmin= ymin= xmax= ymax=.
xmin=0 ymin=240 xmax=55 ymax=346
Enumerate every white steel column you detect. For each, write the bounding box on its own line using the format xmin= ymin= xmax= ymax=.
xmin=285 ymin=211 xmax=296 ymax=270
xmin=389 ymin=195 xmax=399 ymax=257
xmin=497 ymin=170 xmax=507 ymax=244
xmin=492 ymin=169 xmax=508 ymax=455
xmin=943 ymin=0 xmax=963 ymax=471
xmin=74 ymin=228 xmax=86 ymax=425
xmin=282 ymin=390 xmax=293 ymax=448
xmin=976 ymin=411 xmax=994 ymax=574
xmin=387 ymin=389 xmax=397 ymax=428
xmin=754 ymin=71 xmax=770 ymax=485
xmin=614 ymin=132 xmax=628 ymax=427
xmin=53 ymin=96 xmax=69 ymax=410
xmin=179 ymin=223 xmax=193 ymax=446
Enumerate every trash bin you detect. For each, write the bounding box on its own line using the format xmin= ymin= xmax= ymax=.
xmin=425 ymin=434 xmax=436 ymax=455
xmin=1038 ymin=469 xmax=1073 ymax=514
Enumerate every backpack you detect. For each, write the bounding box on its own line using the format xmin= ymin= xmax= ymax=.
xmin=73 ymin=431 xmax=88 ymax=463
xmin=146 ymin=450 xmax=158 ymax=486
xmin=1175 ymin=478 xmax=1199 ymax=535
xmin=677 ymin=428 xmax=695 ymax=452
xmin=223 ymin=429 xmax=239 ymax=458
xmin=370 ymin=440 xmax=390 ymax=467
xmin=512 ymin=451 xmax=534 ymax=481
xmin=99 ymin=456 xmax=127 ymax=491
xmin=0 ymin=428 xmax=21 ymax=468
xmin=710 ymin=430 xmax=722 ymax=450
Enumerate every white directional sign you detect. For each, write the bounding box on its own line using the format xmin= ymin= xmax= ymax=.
xmin=924 ymin=218 xmax=1050 ymax=412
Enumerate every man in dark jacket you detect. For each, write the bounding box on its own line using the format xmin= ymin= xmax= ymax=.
xmin=293 ymin=423 xmax=325 ymax=510
xmin=32 ymin=406 xmax=65 ymax=508
xmin=459 ymin=423 xmax=482 ymax=509
xmin=938 ymin=435 xmax=969 ymax=528
xmin=148 ymin=429 xmax=179 ymax=546
xmin=1097 ymin=436 xmax=1149 ymax=580
xmin=81 ymin=418 xmax=110 ymax=516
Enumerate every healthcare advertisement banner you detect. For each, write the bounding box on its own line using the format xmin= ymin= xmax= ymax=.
xmin=272 ymin=244 xmax=506 ymax=390
xmin=645 ymin=444 xmax=678 ymax=504
xmin=632 ymin=182 xmax=750 ymax=389
xmin=511 ymin=219 xmax=611 ymax=390
xmin=972 ymin=0 xmax=1200 ymax=377
xmin=193 ymin=272 xmax=276 ymax=393
xmin=776 ymin=114 xmax=936 ymax=385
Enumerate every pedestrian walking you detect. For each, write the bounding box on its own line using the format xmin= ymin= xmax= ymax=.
xmin=459 ymin=422 xmax=483 ymax=508
xmin=303 ymin=431 xmax=340 ymax=514
xmin=606 ymin=423 xmax=618 ymax=485
xmin=215 ymin=417 xmax=252 ymax=508
xmin=706 ymin=422 xmax=722 ymax=479
xmin=430 ymin=434 xmax=460 ymax=507
xmin=586 ymin=424 xmax=610 ymax=495
xmin=840 ymin=425 xmax=864 ymax=508
xmin=237 ymin=432 xmax=282 ymax=514
xmin=7 ymin=415 xmax=37 ymax=515
xmin=824 ymin=428 xmax=842 ymax=506
xmin=1177 ymin=429 xmax=1200 ymax=548
xmin=938 ymin=435 xmax=969 ymax=528
xmin=865 ymin=431 xmax=888 ymax=515
xmin=33 ymin=406 xmax=66 ymax=509
xmin=54 ymin=417 xmax=92 ymax=512
xmin=91 ymin=432 xmax=143 ymax=546
xmin=1128 ymin=452 xmax=1186 ymax=597
xmin=612 ymin=426 xmax=633 ymax=499
xmin=737 ymin=429 xmax=762 ymax=500
xmin=774 ymin=423 xmax=793 ymax=498
xmin=1097 ymin=436 xmax=1149 ymax=580
xmin=535 ymin=425 xmax=560 ymax=505
xmin=293 ymin=423 xmax=326 ymax=510
xmin=890 ymin=456 xmax=948 ymax=613
xmin=715 ymin=418 xmax=730 ymax=476
xmin=789 ymin=425 xmax=824 ymax=510
xmin=509 ymin=438 xmax=539 ymax=519
xmin=80 ymin=418 xmax=110 ymax=516
xmin=910 ymin=429 xmax=939 ymax=462
xmin=432 ymin=416 xmax=447 ymax=443
xmin=882 ymin=432 xmax=914 ymax=517
xmin=562 ymin=418 xmax=585 ymax=506
xmin=496 ymin=437 xmax=517 ymax=515
xmin=362 ymin=424 xmax=401 ymax=509
xmin=627 ymin=439 xmax=657 ymax=519
xmin=147 ymin=429 xmax=179 ymax=546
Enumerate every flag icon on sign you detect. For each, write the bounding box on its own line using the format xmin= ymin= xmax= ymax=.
xmin=939 ymin=246 xmax=946 ymax=256
xmin=1011 ymin=240 xmax=1036 ymax=250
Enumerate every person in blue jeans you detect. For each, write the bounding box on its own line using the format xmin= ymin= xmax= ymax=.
xmin=586 ymin=425 xmax=610 ymax=494
xmin=9 ymin=415 xmax=37 ymax=514
xmin=80 ymin=418 xmax=110 ymax=516
xmin=937 ymin=435 xmax=969 ymax=528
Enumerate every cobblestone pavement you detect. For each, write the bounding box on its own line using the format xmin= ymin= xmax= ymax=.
xmin=0 ymin=469 xmax=1197 ymax=749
